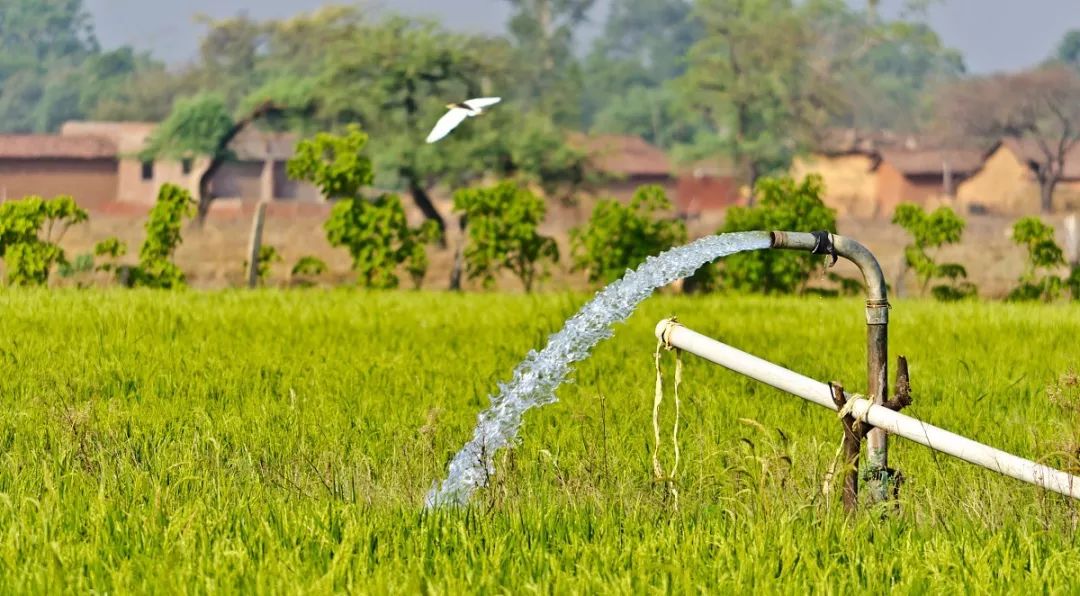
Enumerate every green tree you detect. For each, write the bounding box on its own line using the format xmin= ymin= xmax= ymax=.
xmin=804 ymin=1 xmax=963 ymax=132
xmin=679 ymin=0 xmax=838 ymax=198
xmin=502 ymin=0 xmax=594 ymax=124
xmin=0 ymin=195 xmax=88 ymax=286
xmin=1056 ymin=29 xmax=1080 ymax=68
xmin=131 ymin=184 xmax=196 ymax=289
xmin=583 ymin=0 xmax=702 ymax=146
xmin=570 ymin=185 xmax=687 ymax=284
xmin=1008 ymin=217 xmax=1068 ymax=302
xmin=0 ymin=0 xmax=169 ymax=131
xmin=287 ymin=125 xmax=438 ymax=289
xmin=452 ymin=181 xmax=559 ymax=292
xmin=892 ymin=203 xmax=975 ymax=301
xmin=714 ymin=175 xmax=841 ymax=294
xmin=313 ymin=16 xmax=588 ymax=239
xmin=142 ymin=94 xmax=310 ymax=225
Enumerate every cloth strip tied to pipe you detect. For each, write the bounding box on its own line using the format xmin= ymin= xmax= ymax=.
xmin=654 ymin=317 xmax=683 ymax=508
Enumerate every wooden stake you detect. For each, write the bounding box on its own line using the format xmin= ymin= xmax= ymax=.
xmin=830 ymin=382 xmax=866 ymax=513
xmin=246 ymin=200 xmax=269 ymax=289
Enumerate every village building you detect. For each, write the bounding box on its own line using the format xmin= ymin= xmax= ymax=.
xmin=59 ymin=121 xmax=322 ymax=205
xmin=0 ymin=134 xmax=119 ymax=205
xmin=957 ymin=137 xmax=1080 ymax=214
xmin=872 ymin=147 xmax=983 ymax=217
xmin=569 ymin=133 xmax=676 ymax=201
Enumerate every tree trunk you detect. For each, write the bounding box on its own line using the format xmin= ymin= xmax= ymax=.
xmin=746 ymin=162 xmax=761 ymax=207
xmin=449 ymin=215 xmax=467 ymax=291
xmin=407 ymin=179 xmax=447 ymax=248
xmin=195 ymin=100 xmax=286 ymax=227
xmin=1040 ymin=178 xmax=1058 ymax=214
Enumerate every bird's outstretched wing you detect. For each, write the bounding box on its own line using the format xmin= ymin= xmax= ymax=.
xmin=464 ymin=97 xmax=501 ymax=110
xmin=426 ymin=108 xmax=470 ymax=143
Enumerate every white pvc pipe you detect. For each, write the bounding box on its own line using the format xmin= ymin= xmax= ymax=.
xmin=656 ymin=321 xmax=1080 ymax=501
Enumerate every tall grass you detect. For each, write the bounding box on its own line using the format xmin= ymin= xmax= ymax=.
xmin=0 ymin=290 xmax=1076 ymax=592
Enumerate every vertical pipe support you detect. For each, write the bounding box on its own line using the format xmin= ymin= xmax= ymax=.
xmin=770 ymin=231 xmax=892 ymax=502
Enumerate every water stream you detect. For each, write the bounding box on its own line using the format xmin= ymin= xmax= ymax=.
xmin=425 ymin=231 xmax=773 ymax=508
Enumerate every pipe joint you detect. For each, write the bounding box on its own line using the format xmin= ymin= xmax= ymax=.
xmin=866 ymin=300 xmax=890 ymax=325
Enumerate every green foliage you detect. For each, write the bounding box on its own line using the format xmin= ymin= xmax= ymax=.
xmin=452 ymin=181 xmax=559 ymax=292
xmin=285 ymin=125 xmax=374 ymax=200
xmin=679 ymin=0 xmax=838 ymax=185
xmin=892 ymin=203 xmax=976 ymax=301
xmin=503 ymin=0 xmax=594 ymax=124
xmin=140 ymin=94 xmax=234 ymax=161
xmin=0 ymin=293 xmax=1078 ymax=590
xmin=0 ymin=195 xmax=88 ymax=286
xmin=1056 ymin=29 xmax=1080 ymax=68
xmin=569 ymin=185 xmax=687 ymax=284
xmin=0 ymin=0 xmax=169 ymax=131
xmin=291 ymin=256 xmax=328 ymax=278
xmin=247 ymin=245 xmax=282 ymax=286
xmin=94 ymin=237 xmax=127 ymax=259
xmin=713 ymin=175 xmax=839 ymax=294
xmin=288 ymin=126 xmax=437 ymax=289
xmin=128 ymin=184 xmax=195 ymax=289
xmin=583 ymin=0 xmax=703 ymax=147
xmin=324 ymin=195 xmax=439 ymax=289
xmin=1008 ymin=217 xmax=1067 ymax=302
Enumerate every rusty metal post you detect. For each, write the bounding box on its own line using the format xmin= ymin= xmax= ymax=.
xmin=771 ymin=231 xmax=893 ymax=503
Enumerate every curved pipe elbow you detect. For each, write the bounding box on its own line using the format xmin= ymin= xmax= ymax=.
xmin=769 ymin=231 xmax=888 ymax=306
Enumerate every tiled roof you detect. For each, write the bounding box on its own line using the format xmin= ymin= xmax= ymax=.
xmin=0 ymin=135 xmax=117 ymax=159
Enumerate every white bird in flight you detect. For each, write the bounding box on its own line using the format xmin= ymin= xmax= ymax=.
xmin=425 ymin=97 xmax=502 ymax=143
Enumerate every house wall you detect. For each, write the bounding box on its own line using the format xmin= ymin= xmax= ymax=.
xmin=791 ymin=153 xmax=877 ymax=217
xmin=210 ymin=161 xmax=264 ymax=199
xmin=957 ymin=146 xmax=1080 ymax=214
xmin=597 ymin=175 xmax=676 ymax=202
xmin=675 ymin=175 xmax=740 ymax=214
xmin=956 ymin=146 xmax=1035 ymax=214
xmin=0 ymin=158 xmax=118 ymax=205
xmin=875 ymin=163 xmax=951 ymax=216
xmin=274 ymin=162 xmax=323 ymax=202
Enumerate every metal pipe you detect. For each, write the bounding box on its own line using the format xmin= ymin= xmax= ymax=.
xmin=655 ymin=321 xmax=1080 ymax=501
xmin=770 ymin=231 xmax=892 ymax=498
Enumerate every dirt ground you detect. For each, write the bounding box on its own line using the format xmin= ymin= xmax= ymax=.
xmin=53 ymin=198 xmax=1077 ymax=298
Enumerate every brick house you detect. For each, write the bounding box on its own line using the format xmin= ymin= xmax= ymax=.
xmin=957 ymin=137 xmax=1080 ymax=214
xmin=570 ymin=133 xmax=676 ymax=201
xmin=0 ymin=134 xmax=119 ymax=205
xmin=873 ymin=148 xmax=983 ymax=216
xmin=58 ymin=121 xmax=322 ymax=205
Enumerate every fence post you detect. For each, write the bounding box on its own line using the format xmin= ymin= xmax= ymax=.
xmin=246 ymin=200 xmax=269 ymax=289
xmin=1066 ymin=214 xmax=1078 ymax=267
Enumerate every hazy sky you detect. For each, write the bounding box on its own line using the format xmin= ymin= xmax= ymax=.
xmin=83 ymin=0 xmax=1080 ymax=75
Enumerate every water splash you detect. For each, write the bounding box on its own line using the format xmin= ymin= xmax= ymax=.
xmin=425 ymin=231 xmax=773 ymax=508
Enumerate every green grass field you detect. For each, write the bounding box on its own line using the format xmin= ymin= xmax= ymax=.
xmin=0 ymin=290 xmax=1078 ymax=593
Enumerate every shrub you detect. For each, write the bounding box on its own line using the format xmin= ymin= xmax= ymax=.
xmin=1008 ymin=217 xmax=1067 ymax=302
xmin=129 ymin=184 xmax=195 ymax=289
xmin=291 ymin=256 xmax=328 ymax=278
xmin=324 ymin=196 xmax=438 ymax=289
xmin=892 ymin=203 xmax=976 ymax=301
xmin=453 ymin=181 xmax=559 ymax=292
xmin=712 ymin=175 xmax=843 ymax=295
xmin=244 ymin=245 xmax=282 ymax=286
xmin=0 ymin=195 xmax=88 ymax=286
xmin=289 ymin=125 xmax=439 ymax=289
xmin=569 ymin=185 xmax=686 ymax=285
